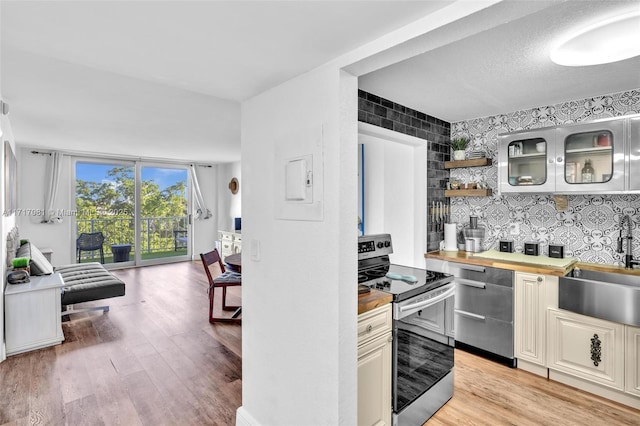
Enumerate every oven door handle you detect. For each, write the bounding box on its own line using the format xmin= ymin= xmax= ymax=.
xmin=397 ymin=284 xmax=455 ymax=316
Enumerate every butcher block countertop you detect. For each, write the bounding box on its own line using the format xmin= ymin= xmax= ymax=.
xmin=575 ymin=261 xmax=640 ymax=276
xmin=358 ymin=288 xmax=393 ymax=315
xmin=425 ymin=250 xmax=640 ymax=277
xmin=425 ymin=250 xmax=575 ymax=277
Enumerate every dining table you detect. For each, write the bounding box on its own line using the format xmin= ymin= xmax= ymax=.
xmin=224 ymin=253 xmax=242 ymax=273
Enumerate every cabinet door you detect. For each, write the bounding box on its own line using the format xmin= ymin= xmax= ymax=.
xmin=555 ymin=119 xmax=625 ymax=193
xmin=498 ymin=128 xmax=556 ymax=193
xmin=626 ymin=326 xmax=640 ymax=397
xmin=548 ymin=309 xmax=624 ymax=390
xmin=358 ymin=332 xmax=392 ymax=426
xmin=5 ymin=288 xmax=63 ymax=355
xmin=514 ymin=273 xmax=546 ymax=366
xmin=629 ymin=117 xmax=640 ymax=192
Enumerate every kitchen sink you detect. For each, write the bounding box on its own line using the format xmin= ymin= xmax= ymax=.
xmin=559 ymin=268 xmax=640 ymax=326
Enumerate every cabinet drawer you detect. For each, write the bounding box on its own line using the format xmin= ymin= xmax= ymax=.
xmin=456 ymin=281 xmax=513 ymax=322
xmin=455 ymin=311 xmax=513 ymax=359
xmin=548 ymin=309 xmax=624 ymax=390
xmin=358 ymin=304 xmax=392 ymax=345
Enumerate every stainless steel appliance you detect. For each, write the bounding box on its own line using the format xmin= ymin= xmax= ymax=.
xmin=358 ymin=234 xmax=455 ymax=425
xmin=448 ymin=262 xmax=515 ymax=365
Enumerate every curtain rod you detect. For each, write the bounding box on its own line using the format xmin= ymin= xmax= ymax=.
xmin=26 ymin=147 xmax=216 ymax=168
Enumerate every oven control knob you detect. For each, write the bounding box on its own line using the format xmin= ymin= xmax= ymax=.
xmin=384 ymin=241 xmax=391 ymax=247
xmin=377 ymin=242 xmax=384 ymax=248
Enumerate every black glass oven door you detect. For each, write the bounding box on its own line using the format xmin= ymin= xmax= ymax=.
xmin=393 ymin=303 xmax=454 ymax=413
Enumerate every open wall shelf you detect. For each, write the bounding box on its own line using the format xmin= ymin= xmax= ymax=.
xmin=444 ymin=158 xmax=492 ymax=169
xmin=445 ymin=189 xmax=492 ymax=197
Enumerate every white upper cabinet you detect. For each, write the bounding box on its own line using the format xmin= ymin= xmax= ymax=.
xmin=499 ymin=116 xmax=636 ymax=194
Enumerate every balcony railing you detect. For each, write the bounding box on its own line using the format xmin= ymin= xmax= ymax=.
xmin=76 ymin=216 xmax=188 ymax=261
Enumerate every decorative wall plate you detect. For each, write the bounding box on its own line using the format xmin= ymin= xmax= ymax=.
xmin=229 ymin=177 xmax=239 ymax=194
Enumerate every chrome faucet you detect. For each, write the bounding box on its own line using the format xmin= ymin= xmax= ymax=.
xmin=617 ymin=215 xmax=639 ymax=269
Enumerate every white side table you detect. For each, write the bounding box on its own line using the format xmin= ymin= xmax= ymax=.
xmin=5 ymin=273 xmax=65 ymax=356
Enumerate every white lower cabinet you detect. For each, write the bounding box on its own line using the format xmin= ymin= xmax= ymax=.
xmin=218 ymin=230 xmax=241 ymax=257
xmin=547 ymin=308 xmax=625 ymax=391
xmin=626 ymin=325 xmax=640 ymax=397
xmin=514 ymin=272 xmax=549 ymax=368
xmin=358 ymin=304 xmax=392 ymax=426
xmin=5 ymin=273 xmax=65 ymax=355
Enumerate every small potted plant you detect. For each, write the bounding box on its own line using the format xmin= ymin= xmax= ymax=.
xmin=450 ymin=137 xmax=469 ymax=161
xmin=12 ymin=257 xmax=30 ymax=275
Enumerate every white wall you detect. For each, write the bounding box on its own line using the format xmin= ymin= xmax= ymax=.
xmin=0 ymin=111 xmax=16 ymax=363
xmin=360 ymin=128 xmax=427 ymax=268
xmin=217 ymin=161 xmax=241 ymax=232
xmin=17 ymin=149 xmax=74 ymax=265
xmin=238 ymin=67 xmax=358 ymax=425
xmin=192 ymin=163 xmax=219 ymax=257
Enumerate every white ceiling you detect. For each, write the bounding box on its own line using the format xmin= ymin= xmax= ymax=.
xmin=2 ymin=1 xmax=640 ymax=163
xmin=359 ymin=0 xmax=640 ymax=122
xmin=0 ymin=0 xmax=451 ymax=163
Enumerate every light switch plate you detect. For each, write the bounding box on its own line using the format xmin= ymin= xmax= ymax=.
xmin=285 ymin=159 xmax=307 ymax=201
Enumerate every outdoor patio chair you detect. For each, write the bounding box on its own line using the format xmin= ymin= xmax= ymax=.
xmin=76 ymin=232 xmax=105 ymax=264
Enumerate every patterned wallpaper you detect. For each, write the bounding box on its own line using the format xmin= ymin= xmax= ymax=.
xmin=450 ymin=89 xmax=640 ymax=264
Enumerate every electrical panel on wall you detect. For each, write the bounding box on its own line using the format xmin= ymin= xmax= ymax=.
xmin=275 ymin=125 xmax=324 ymax=221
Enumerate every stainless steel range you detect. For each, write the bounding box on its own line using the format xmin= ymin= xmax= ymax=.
xmin=358 ymin=234 xmax=455 ymax=425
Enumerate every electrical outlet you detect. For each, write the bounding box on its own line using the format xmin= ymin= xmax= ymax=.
xmin=509 ymin=223 xmax=520 ymax=235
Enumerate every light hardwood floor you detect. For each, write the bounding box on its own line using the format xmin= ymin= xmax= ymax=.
xmin=0 ymin=260 xmax=638 ymax=425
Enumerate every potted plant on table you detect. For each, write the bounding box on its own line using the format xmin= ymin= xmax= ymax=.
xmin=12 ymin=257 xmax=30 ymax=275
xmin=451 ymin=137 xmax=469 ymax=161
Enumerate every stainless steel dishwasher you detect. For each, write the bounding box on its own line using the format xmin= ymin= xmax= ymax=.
xmin=449 ymin=262 xmax=515 ymax=365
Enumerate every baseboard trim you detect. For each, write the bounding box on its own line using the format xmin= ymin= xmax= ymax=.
xmin=549 ymin=369 xmax=640 ymax=410
xmin=517 ymin=359 xmax=548 ymax=378
xmin=236 ymin=406 xmax=260 ymax=426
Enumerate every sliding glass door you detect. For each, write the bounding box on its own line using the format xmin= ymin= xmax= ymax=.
xmin=138 ymin=164 xmax=189 ymax=265
xmin=75 ymin=160 xmax=190 ymax=266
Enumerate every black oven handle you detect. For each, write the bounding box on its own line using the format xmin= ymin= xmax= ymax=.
xmin=397 ymin=284 xmax=455 ymax=318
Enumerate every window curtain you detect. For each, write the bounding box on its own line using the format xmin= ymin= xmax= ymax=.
xmin=190 ymin=164 xmax=211 ymax=220
xmin=42 ymin=151 xmax=63 ymax=223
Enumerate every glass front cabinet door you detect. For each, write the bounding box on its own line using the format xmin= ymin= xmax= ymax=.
xmin=499 ymin=128 xmax=556 ymax=193
xmin=554 ymin=119 xmax=625 ymax=193
xmin=499 ymin=118 xmax=626 ymax=194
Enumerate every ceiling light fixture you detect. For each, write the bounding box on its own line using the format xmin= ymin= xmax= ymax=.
xmin=550 ymin=10 xmax=640 ymax=66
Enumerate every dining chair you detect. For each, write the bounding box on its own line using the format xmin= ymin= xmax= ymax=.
xmin=200 ymin=248 xmax=242 ymax=324
xmin=76 ymin=232 xmax=105 ymax=264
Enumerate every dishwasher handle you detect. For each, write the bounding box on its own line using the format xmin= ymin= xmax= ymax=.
xmin=456 ymin=278 xmax=486 ymax=289
xmin=455 ymin=309 xmax=486 ymax=321
xmin=450 ymin=262 xmax=486 ymax=273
